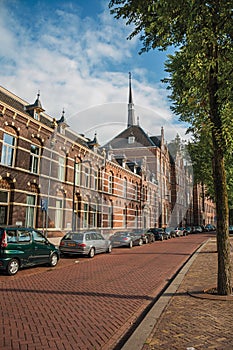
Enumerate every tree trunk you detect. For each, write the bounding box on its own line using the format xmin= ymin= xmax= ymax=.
xmin=212 ymin=149 xmax=232 ymax=295
xmin=209 ymin=43 xmax=232 ymax=295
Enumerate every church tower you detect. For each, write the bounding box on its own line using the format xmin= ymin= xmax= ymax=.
xmin=127 ymin=72 xmax=136 ymax=127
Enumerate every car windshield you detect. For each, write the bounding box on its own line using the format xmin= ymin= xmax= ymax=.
xmin=115 ymin=232 xmax=130 ymax=237
xmin=64 ymin=232 xmax=83 ymax=241
xmin=165 ymin=227 xmax=174 ymax=232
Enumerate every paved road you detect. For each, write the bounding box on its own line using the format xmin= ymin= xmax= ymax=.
xmin=0 ymin=233 xmax=212 ymax=350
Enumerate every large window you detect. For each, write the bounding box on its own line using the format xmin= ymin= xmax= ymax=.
xmin=1 ymin=133 xmax=15 ymax=166
xmin=123 ymin=177 xmax=127 ymax=198
xmin=93 ymin=170 xmax=98 ymax=190
xmin=55 ymin=199 xmax=63 ymax=229
xmin=58 ymin=156 xmax=65 ymax=181
xmin=75 ymin=163 xmax=81 ymax=186
xmin=30 ymin=145 xmax=40 ymax=174
xmin=89 ymin=202 xmax=97 ymax=228
xmin=84 ymin=166 xmax=90 ymax=188
xmin=0 ymin=191 xmax=9 ymax=224
xmin=108 ymin=172 xmax=113 ymax=194
xmin=25 ymin=195 xmax=36 ymax=227
xmin=83 ymin=202 xmax=89 ymax=228
xmin=108 ymin=202 xmax=113 ymax=228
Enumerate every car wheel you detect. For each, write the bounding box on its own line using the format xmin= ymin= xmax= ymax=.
xmin=7 ymin=259 xmax=19 ymax=276
xmin=129 ymin=240 xmax=133 ymax=248
xmin=88 ymin=247 xmax=95 ymax=258
xmin=107 ymin=244 xmax=112 ymax=253
xmin=138 ymin=238 xmax=143 ymax=246
xmin=50 ymin=253 xmax=58 ymax=267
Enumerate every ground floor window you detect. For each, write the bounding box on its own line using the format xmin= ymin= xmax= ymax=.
xmin=0 ymin=190 xmax=9 ymax=224
xmin=83 ymin=202 xmax=89 ymax=228
xmin=55 ymin=199 xmax=63 ymax=229
xmin=25 ymin=194 xmax=36 ymax=227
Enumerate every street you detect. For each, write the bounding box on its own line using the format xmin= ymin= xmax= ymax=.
xmin=0 ymin=233 xmax=213 ymax=350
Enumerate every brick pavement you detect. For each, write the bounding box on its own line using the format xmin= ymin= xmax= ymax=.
xmin=0 ymin=234 xmax=208 ymax=350
xmin=138 ymin=237 xmax=233 ymax=350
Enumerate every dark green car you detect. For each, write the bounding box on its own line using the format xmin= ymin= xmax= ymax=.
xmin=0 ymin=226 xmax=60 ymax=275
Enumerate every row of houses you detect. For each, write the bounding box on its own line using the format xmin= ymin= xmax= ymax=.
xmin=0 ymin=79 xmax=216 ymax=237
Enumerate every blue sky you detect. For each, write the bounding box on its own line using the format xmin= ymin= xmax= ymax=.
xmin=0 ymin=0 xmax=188 ymax=144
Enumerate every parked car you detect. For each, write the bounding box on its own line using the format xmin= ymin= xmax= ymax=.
xmin=59 ymin=231 xmax=112 ymax=258
xmin=164 ymin=227 xmax=176 ymax=238
xmin=131 ymin=229 xmax=155 ymax=244
xmin=110 ymin=231 xmax=143 ymax=248
xmin=0 ymin=226 xmax=60 ymax=275
xmin=176 ymin=227 xmax=188 ymax=236
xmin=185 ymin=226 xmax=192 ymax=234
xmin=204 ymin=224 xmax=216 ymax=232
xmin=146 ymin=228 xmax=164 ymax=241
xmin=192 ymin=225 xmax=203 ymax=233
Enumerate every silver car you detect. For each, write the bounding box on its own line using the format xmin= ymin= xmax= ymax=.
xmin=59 ymin=231 xmax=112 ymax=258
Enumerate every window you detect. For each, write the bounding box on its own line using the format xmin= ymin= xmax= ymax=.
xmin=75 ymin=163 xmax=81 ymax=186
xmin=18 ymin=230 xmax=31 ymax=242
xmin=55 ymin=199 xmax=63 ymax=229
xmin=84 ymin=166 xmax=90 ymax=188
xmin=123 ymin=177 xmax=127 ymax=198
xmin=89 ymin=202 xmax=97 ymax=228
xmin=83 ymin=202 xmax=89 ymax=228
xmin=1 ymin=133 xmax=15 ymax=166
xmin=123 ymin=206 xmax=127 ymax=228
xmin=0 ymin=191 xmax=9 ymax=224
xmin=7 ymin=230 xmax=17 ymax=243
xmin=34 ymin=111 xmax=39 ymax=121
xmin=58 ymin=156 xmax=65 ymax=181
xmin=25 ymin=195 xmax=36 ymax=227
xmin=135 ymin=183 xmax=138 ymax=201
xmin=108 ymin=203 xmax=113 ymax=228
xmin=30 ymin=144 xmax=40 ymax=174
xmin=128 ymin=136 xmax=135 ymax=144
xmin=93 ymin=170 xmax=98 ymax=190
xmin=108 ymin=172 xmax=113 ymax=194
xmin=32 ymin=230 xmax=46 ymax=243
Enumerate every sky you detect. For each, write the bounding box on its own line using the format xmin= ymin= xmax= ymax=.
xmin=0 ymin=0 xmax=190 ymax=145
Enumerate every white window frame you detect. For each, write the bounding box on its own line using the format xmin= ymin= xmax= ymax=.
xmin=1 ymin=132 xmax=16 ymax=167
xmin=0 ymin=190 xmax=9 ymax=225
xmin=30 ymin=144 xmax=40 ymax=174
xmin=83 ymin=202 xmax=89 ymax=228
xmin=123 ymin=177 xmax=127 ymax=198
xmin=55 ymin=199 xmax=63 ymax=229
xmin=108 ymin=172 xmax=113 ymax=194
xmin=58 ymin=156 xmax=65 ymax=181
xmin=25 ymin=195 xmax=36 ymax=227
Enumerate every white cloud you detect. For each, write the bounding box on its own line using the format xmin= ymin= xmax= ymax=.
xmin=0 ymin=0 xmax=189 ymax=146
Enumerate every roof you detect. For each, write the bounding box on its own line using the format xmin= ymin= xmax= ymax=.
xmin=104 ymin=125 xmax=160 ymax=149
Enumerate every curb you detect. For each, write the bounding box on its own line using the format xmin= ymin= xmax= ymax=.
xmin=120 ymin=239 xmax=211 ymax=350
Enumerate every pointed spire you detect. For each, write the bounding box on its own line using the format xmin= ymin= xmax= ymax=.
xmin=25 ymin=90 xmax=45 ymax=114
xmin=127 ymin=72 xmax=136 ymax=127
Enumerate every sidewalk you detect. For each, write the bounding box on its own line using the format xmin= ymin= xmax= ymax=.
xmin=122 ymin=237 xmax=233 ymax=350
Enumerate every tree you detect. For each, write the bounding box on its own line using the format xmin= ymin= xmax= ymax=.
xmin=109 ymin=0 xmax=233 ymax=295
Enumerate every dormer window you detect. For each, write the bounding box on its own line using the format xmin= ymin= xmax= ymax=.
xmin=128 ymin=136 xmax=135 ymax=144
xmin=25 ymin=92 xmax=45 ymax=119
xmin=34 ymin=111 xmax=39 ymax=121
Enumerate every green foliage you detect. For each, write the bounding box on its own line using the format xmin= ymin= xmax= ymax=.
xmin=109 ymin=0 xmax=233 ymax=294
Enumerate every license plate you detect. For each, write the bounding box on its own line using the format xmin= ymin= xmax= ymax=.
xmin=67 ymin=243 xmax=75 ymax=247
